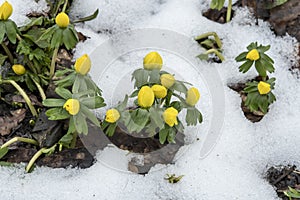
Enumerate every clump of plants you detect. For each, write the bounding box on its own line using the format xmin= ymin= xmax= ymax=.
xmin=210 ymin=0 xmax=232 ymax=23
xmin=235 ymin=42 xmax=276 ymax=121
xmin=0 ymin=0 xmax=102 ymax=172
xmin=195 ymin=32 xmax=224 ymax=63
xmin=102 ymin=52 xmax=203 ymax=144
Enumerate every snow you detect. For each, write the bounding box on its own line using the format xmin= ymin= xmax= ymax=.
xmin=1 ymin=0 xmax=300 ymax=199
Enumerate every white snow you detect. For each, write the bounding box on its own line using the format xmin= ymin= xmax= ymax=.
xmin=1 ymin=0 xmax=300 ymax=199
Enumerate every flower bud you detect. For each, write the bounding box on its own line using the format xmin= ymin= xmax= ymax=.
xmin=74 ymin=54 xmax=91 ymax=75
xmin=143 ymin=51 xmax=163 ymax=70
xmin=186 ymin=87 xmax=200 ymax=106
xmin=12 ymin=64 xmax=26 ymax=75
xmin=246 ymin=49 xmax=260 ymax=61
xmin=0 ymin=1 xmax=13 ymax=20
xmin=163 ymin=107 xmax=178 ymax=127
xmin=151 ymin=85 xmax=167 ymax=99
xmin=138 ymin=86 xmax=154 ymax=108
xmin=257 ymin=81 xmax=271 ymax=95
xmin=63 ymin=99 xmax=80 ymax=115
xmin=160 ymin=74 xmax=175 ymax=88
xmin=105 ymin=109 xmax=120 ymax=123
xmin=55 ymin=12 xmax=69 ymax=28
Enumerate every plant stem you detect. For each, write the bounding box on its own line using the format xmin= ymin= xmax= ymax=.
xmin=32 ymin=79 xmax=46 ymax=100
xmin=226 ymin=0 xmax=232 ymax=23
xmin=62 ymin=0 xmax=68 ymax=12
xmin=205 ymin=49 xmax=225 ymax=62
xmin=194 ymin=32 xmax=222 ymax=49
xmin=25 ymin=147 xmax=46 ymax=173
xmin=70 ymin=132 xmax=77 ymax=148
xmin=50 ymin=48 xmax=59 ymax=78
xmin=2 ymin=80 xmax=38 ymax=116
xmin=1 ymin=42 xmax=14 ymax=64
xmin=262 ymin=76 xmax=267 ymax=81
xmin=1 ymin=137 xmax=39 ymax=149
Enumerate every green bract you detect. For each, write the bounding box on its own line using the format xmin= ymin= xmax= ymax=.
xmin=243 ymin=78 xmax=276 ymax=114
xmin=235 ymin=42 xmax=275 ymax=77
xmin=103 ymin=52 xmax=203 ymax=144
xmin=284 ymin=186 xmax=300 ymax=200
xmin=0 ymin=19 xmax=19 ymax=44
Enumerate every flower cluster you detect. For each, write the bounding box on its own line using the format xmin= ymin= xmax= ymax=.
xmin=235 ymin=42 xmax=276 ymax=115
xmin=102 ymin=52 xmax=203 ymax=144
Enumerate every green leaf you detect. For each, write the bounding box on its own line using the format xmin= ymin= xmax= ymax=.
xmin=235 ymin=52 xmax=248 ymax=62
xmin=58 ymin=133 xmax=73 ymax=148
xmin=172 ymin=81 xmax=188 ymax=94
xmin=149 ymin=107 xmax=165 ymax=130
xmin=0 ymin=22 xmax=6 ymax=43
xmin=81 ymin=96 xmax=105 ymax=109
xmin=210 ymin=0 xmax=225 ymax=10
xmin=130 ymin=90 xmax=139 ymax=98
xmin=50 ymin=28 xmax=63 ymax=48
xmin=19 ymin=17 xmax=44 ymax=32
xmin=5 ymin=20 xmax=17 ymax=44
xmin=186 ymin=108 xmax=202 ymax=126
xmin=167 ymin=128 xmax=176 ymax=143
xmin=239 ymin=60 xmax=254 ymax=73
xmin=116 ymin=95 xmax=129 ymax=111
xmin=55 ymin=87 xmax=72 ymax=100
xmin=80 ymin=104 xmax=100 ymax=127
xmin=73 ymin=112 xmax=88 ymax=135
xmin=0 ymin=147 xmax=9 ymax=159
xmin=197 ymin=53 xmax=209 ymax=61
xmin=0 ymin=54 xmax=7 ymax=66
xmin=132 ymin=68 xmax=150 ymax=88
xmin=43 ymin=98 xmax=66 ymax=107
xmin=45 ymin=107 xmax=70 ymax=120
xmin=62 ymin=28 xmax=78 ymax=50
xmin=73 ymin=9 xmax=99 ymax=23
xmin=103 ymin=122 xmax=117 ymax=137
xmin=247 ymin=42 xmax=258 ymax=51
xmin=159 ymin=128 xmax=169 ymax=144
xmin=149 ymin=69 xmax=160 ymax=84
xmin=255 ymin=60 xmax=267 ymax=77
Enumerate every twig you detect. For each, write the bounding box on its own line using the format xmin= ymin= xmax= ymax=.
xmin=271 ymin=166 xmax=296 ymax=186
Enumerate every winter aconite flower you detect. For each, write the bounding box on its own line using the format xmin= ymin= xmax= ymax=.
xmin=246 ymin=49 xmax=260 ymax=61
xmin=0 ymin=1 xmax=13 ymax=20
xmin=143 ymin=51 xmax=163 ymax=70
xmin=257 ymin=81 xmax=271 ymax=95
xmin=138 ymin=86 xmax=155 ymax=108
xmin=160 ymin=74 xmax=175 ymax=88
xmin=105 ymin=109 xmax=120 ymax=123
xmin=12 ymin=64 xmax=26 ymax=75
xmin=186 ymin=87 xmax=200 ymax=106
xmin=163 ymin=107 xmax=178 ymax=127
xmin=55 ymin=12 xmax=69 ymax=28
xmin=74 ymin=54 xmax=91 ymax=75
xmin=151 ymin=85 xmax=167 ymax=99
xmin=63 ymin=99 xmax=80 ymax=115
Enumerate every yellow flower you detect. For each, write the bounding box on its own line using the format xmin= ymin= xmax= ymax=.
xmin=12 ymin=64 xmax=26 ymax=75
xmin=246 ymin=49 xmax=260 ymax=61
xmin=151 ymin=85 xmax=167 ymax=99
xmin=63 ymin=99 xmax=80 ymax=115
xmin=186 ymin=87 xmax=200 ymax=106
xmin=257 ymin=81 xmax=271 ymax=95
xmin=163 ymin=107 xmax=178 ymax=127
xmin=105 ymin=109 xmax=120 ymax=123
xmin=55 ymin=12 xmax=69 ymax=28
xmin=160 ymin=74 xmax=175 ymax=88
xmin=0 ymin=1 xmax=13 ymax=20
xmin=143 ymin=51 xmax=163 ymax=70
xmin=74 ymin=54 xmax=91 ymax=75
xmin=138 ymin=86 xmax=154 ymax=108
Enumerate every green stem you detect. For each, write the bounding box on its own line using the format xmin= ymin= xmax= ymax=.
xmin=62 ymin=0 xmax=68 ymax=12
xmin=194 ymin=32 xmax=222 ymax=49
xmin=1 ymin=42 xmax=14 ymax=64
xmin=2 ymin=80 xmax=37 ymax=116
xmin=70 ymin=132 xmax=78 ymax=148
xmin=25 ymin=148 xmax=46 ymax=173
xmin=50 ymin=48 xmax=59 ymax=78
xmin=1 ymin=137 xmax=38 ymax=149
xmin=32 ymin=79 xmax=46 ymax=100
xmin=226 ymin=0 xmax=232 ymax=23
xmin=205 ymin=49 xmax=225 ymax=62
xmin=262 ymin=76 xmax=267 ymax=81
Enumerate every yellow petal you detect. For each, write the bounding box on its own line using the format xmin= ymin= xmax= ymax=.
xmin=246 ymin=49 xmax=260 ymax=61
xmin=151 ymin=85 xmax=167 ymax=99
xmin=160 ymin=74 xmax=175 ymax=88
xmin=186 ymin=87 xmax=200 ymax=106
xmin=12 ymin=64 xmax=26 ymax=75
xmin=63 ymin=99 xmax=80 ymax=115
xmin=74 ymin=54 xmax=91 ymax=75
xmin=163 ymin=107 xmax=178 ymax=127
xmin=105 ymin=109 xmax=120 ymax=123
xmin=55 ymin=12 xmax=69 ymax=28
xmin=138 ymin=86 xmax=155 ymax=108
xmin=257 ymin=81 xmax=271 ymax=95
xmin=0 ymin=1 xmax=13 ymax=20
xmin=143 ymin=52 xmax=163 ymax=70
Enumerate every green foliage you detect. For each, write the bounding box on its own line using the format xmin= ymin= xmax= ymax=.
xmin=284 ymin=186 xmax=300 ymax=200
xmin=235 ymin=42 xmax=275 ymax=77
xmin=0 ymin=20 xmax=19 ymax=44
xmin=243 ymin=78 xmax=276 ymax=113
xmin=164 ymin=174 xmax=184 ymax=184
